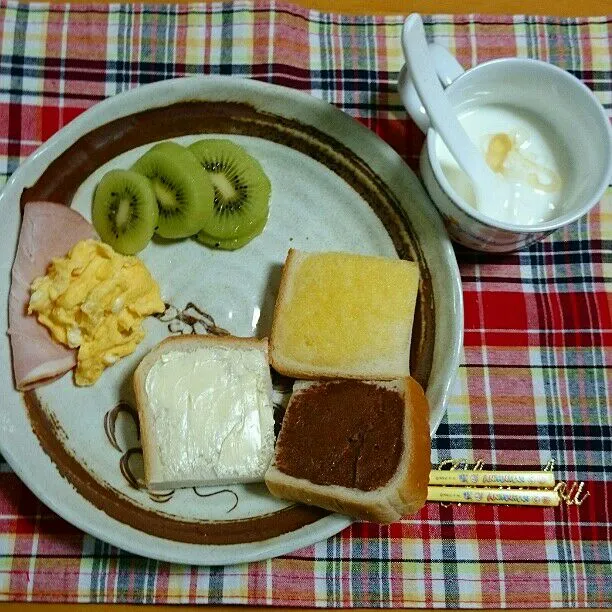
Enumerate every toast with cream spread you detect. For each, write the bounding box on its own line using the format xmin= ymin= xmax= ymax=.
xmin=269 ymin=249 xmax=419 ymax=380
xmin=265 ymin=377 xmax=430 ymax=523
xmin=133 ymin=334 xmax=275 ymax=490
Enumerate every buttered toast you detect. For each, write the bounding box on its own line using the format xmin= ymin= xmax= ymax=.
xmin=269 ymin=249 xmax=420 ymax=380
xmin=133 ymin=335 xmax=275 ymax=490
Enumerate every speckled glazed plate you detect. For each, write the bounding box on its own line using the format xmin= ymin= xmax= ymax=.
xmin=0 ymin=76 xmax=462 ymax=565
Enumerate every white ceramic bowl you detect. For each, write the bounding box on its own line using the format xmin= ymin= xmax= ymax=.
xmin=399 ymin=49 xmax=612 ymax=252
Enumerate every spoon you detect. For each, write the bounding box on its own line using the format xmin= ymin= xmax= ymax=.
xmin=401 ymin=14 xmax=505 ymax=217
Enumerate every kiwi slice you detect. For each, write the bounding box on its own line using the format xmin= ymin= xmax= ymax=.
xmin=92 ymin=169 xmax=159 ymax=255
xmin=188 ymin=139 xmax=271 ymax=240
xmin=131 ymin=141 xmax=214 ymax=239
xmin=196 ymin=213 xmax=267 ymax=250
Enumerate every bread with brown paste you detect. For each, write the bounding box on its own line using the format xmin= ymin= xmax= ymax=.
xmin=265 ymin=376 xmax=430 ymax=523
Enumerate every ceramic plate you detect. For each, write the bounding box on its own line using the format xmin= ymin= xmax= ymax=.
xmin=0 ymin=76 xmax=462 ymax=565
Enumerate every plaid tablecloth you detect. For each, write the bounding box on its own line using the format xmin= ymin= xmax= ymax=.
xmin=0 ymin=1 xmax=610 ymax=607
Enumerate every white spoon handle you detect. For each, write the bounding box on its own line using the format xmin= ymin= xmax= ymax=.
xmin=401 ymin=14 xmax=498 ymax=209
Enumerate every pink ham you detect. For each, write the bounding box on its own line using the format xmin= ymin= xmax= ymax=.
xmin=8 ymin=201 xmax=96 ymax=391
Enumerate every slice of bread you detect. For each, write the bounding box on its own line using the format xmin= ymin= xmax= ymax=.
xmin=133 ymin=334 xmax=275 ymax=490
xmin=265 ymin=377 xmax=430 ymax=523
xmin=269 ymin=249 xmax=419 ymax=380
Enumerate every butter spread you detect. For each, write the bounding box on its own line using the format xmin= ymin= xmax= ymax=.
xmin=144 ymin=345 xmax=275 ymax=487
xmin=274 ymin=252 xmax=419 ymax=371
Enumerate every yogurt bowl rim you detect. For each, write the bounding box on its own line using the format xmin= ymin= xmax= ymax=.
xmin=425 ymin=57 xmax=612 ymax=234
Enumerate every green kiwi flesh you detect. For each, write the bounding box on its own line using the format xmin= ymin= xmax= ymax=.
xmin=188 ymin=139 xmax=271 ymax=240
xmin=92 ymin=169 xmax=159 ymax=255
xmin=196 ymin=213 xmax=267 ymax=250
xmin=131 ymin=141 xmax=214 ymax=239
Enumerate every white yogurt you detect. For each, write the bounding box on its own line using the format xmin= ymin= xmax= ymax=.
xmin=436 ymin=104 xmax=568 ymax=225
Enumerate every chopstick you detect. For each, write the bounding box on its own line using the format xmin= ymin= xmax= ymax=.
xmin=426 ymin=467 xmax=559 ymax=507
xmin=428 ymin=469 xmax=555 ymax=488
xmin=427 ymin=485 xmax=560 ymax=507
xmin=426 ymin=462 xmax=589 ymax=507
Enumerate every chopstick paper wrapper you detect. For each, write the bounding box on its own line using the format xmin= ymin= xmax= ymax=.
xmin=429 ymin=470 xmax=555 ymax=488
xmin=426 ymin=461 xmax=588 ymax=507
xmin=427 ymin=486 xmax=560 ymax=507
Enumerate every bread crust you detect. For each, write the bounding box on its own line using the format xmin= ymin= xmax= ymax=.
xmin=133 ymin=334 xmax=269 ymax=488
xmin=269 ymin=247 xmax=299 ymax=374
xmin=264 ymin=377 xmax=430 ymax=523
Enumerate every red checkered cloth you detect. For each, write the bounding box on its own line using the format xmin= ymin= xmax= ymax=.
xmin=0 ymin=1 xmax=610 ymax=607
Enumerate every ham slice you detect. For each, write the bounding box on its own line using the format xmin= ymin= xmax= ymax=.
xmin=8 ymin=201 xmax=96 ymax=391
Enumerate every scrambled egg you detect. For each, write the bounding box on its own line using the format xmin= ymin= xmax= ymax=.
xmin=29 ymin=239 xmax=165 ymax=386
